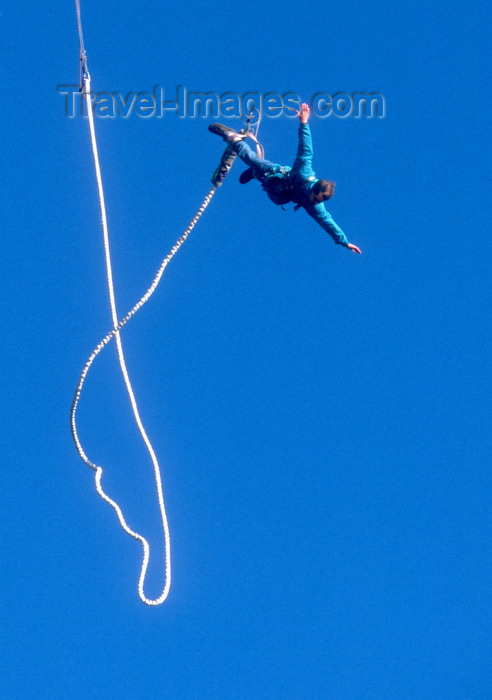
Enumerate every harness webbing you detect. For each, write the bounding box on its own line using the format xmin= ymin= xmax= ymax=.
xmin=71 ymin=0 xmax=219 ymax=605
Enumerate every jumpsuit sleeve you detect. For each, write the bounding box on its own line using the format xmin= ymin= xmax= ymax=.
xmin=291 ymin=123 xmax=315 ymax=179
xmin=304 ymin=203 xmax=349 ymax=246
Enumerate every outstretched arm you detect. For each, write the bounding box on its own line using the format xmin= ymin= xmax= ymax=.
xmin=292 ymin=103 xmax=314 ymax=176
xmin=305 ymin=203 xmax=362 ymax=253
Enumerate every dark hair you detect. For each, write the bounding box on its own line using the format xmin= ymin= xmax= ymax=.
xmin=313 ymin=179 xmax=336 ymax=199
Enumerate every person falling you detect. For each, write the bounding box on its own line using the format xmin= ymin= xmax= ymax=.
xmin=208 ymin=102 xmax=362 ymax=255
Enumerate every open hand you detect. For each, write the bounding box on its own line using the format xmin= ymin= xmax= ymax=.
xmin=297 ymin=103 xmax=310 ymax=123
xmin=347 ymin=243 xmax=362 ymax=254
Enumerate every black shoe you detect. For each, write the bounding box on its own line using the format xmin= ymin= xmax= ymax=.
xmin=208 ymin=123 xmax=238 ymax=143
xmin=239 ymin=168 xmax=255 ymax=184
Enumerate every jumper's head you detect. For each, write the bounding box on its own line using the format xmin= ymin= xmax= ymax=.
xmin=310 ymin=179 xmax=336 ymax=204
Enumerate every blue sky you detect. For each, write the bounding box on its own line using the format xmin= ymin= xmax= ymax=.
xmin=1 ymin=0 xmax=490 ymax=698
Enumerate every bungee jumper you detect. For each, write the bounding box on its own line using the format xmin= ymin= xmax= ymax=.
xmin=209 ymin=102 xmax=362 ymax=254
xmin=73 ymin=0 xmax=360 ymax=607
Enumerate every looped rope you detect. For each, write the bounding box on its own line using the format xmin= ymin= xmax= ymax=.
xmin=245 ymin=108 xmax=264 ymax=158
xmin=71 ymin=0 xmax=223 ymax=605
xmin=71 ymin=183 xmax=217 ymax=605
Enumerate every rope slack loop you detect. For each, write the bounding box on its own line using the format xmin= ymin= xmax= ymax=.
xmin=77 ymin=72 xmax=172 ymax=605
xmin=71 ymin=0 xmax=223 ymax=606
xmin=70 ymin=178 xmax=218 ymax=605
